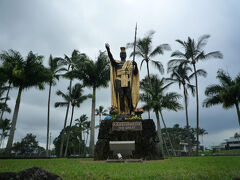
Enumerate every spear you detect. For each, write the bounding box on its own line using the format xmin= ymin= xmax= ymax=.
xmin=130 ymin=23 xmax=137 ymax=114
xmin=133 ymin=23 xmax=137 ymax=63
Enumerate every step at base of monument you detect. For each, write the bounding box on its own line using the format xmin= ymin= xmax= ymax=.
xmin=106 ymin=159 xmax=143 ymax=163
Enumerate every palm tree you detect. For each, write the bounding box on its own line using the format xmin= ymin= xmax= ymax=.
xmin=169 ymin=35 xmax=223 ymax=155
xmin=75 ymin=114 xmax=88 ymax=154
xmin=203 ymin=69 xmax=240 ymax=128
xmin=5 ymin=51 xmax=51 ymax=153
xmin=140 ymin=75 xmax=182 ymax=157
xmin=58 ymin=50 xmax=87 ymax=157
xmin=83 ymin=121 xmax=90 ymax=148
xmin=0 ymin=50 xmax=22 ymax=122
xmin=46 ymin=55 xmax=64 ymax=157
xmin=198 ymin=128 xmax=208 ymax=147
xmin=75 ymin=114 xmax=88 ymax=139
xmin=75 ymin=51 xmax=110 ymax=156
xmin=55 ymin=83 xmax=91 ymax=157
xmin=0 ymin=119 xmax=11 ymax=148
xmin=95 ymin=105 xmax=108 ymax=123
xmin=128 ymin=31 xmax=171 ymax=118
xmin=167 ymin=64 xmax=197 ymax=154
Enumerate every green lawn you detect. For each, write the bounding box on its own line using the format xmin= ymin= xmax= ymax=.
xmin=0 ymin=156 xmax=240 ymax=180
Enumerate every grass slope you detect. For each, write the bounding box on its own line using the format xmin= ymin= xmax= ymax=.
xmin=0 ymin=156 xmax=240 ymax=180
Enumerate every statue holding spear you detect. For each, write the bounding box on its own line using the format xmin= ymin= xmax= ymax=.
xmin=105 ymin=24 xmax=139 ymax=114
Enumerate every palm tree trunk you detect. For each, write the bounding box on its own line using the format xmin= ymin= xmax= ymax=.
xmin=90 ymin=87 xmax=96 ymax=156
xmin=46 ymin=83 xmax=52 ymax=157
xmin=64 ymin=105 xmax=75 ymax=157
xmin=0 ymin=134 xmax=4 ymax=148
xmin=159 ymin=110 xmax=176 ymax=156
xmin=146 ymin=61 xmax=151 ymax=119
xmin=86 ymin=131 xmax=89 ymax=146
xmin=0 ymin=82 xmax=11 ymax=122
xmin=193 ymin=64 xmax=199 ymax=156
xmin=235 ymin=103 xmax=240 ymax=128
xmin=155 ymin=109 xmax=164 ymax=158
xmin=5 ymin=86 xmax=23 ymax=153
xmin=60 ymin=79 xmax=73 ymax=157
xmin=183 ymin=85 xmax=192 ymax=155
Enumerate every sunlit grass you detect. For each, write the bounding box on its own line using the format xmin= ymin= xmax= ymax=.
xmin=0 ymin=156 xmax=240 ymax=179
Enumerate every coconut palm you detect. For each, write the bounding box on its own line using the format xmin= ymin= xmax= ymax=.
xmin=140 ymin=75 xmax=182 ymax=157
xmin=169 ymin=35 xmax=223 ymax=155
xmin=55 ymin=83 xmax=91 ymax=157
xmin=128 ymin=31 xmax=171 ymax=118
xmin=95 ymin=105 xmax=108 ymax=123
xmin=75 ymin=114 xmax=88 ymax=154
xmin=46 ymin=55 xmax=64 ymax=157
xmin=84 ymin=121 xmax=90 ymax=147
xmin=198 ymin=128 xmax=208 ymax=146
xmin=0 ymin=119 xmax=11 ymax=148
xmin=0 ymin=50 xmax=22 ymax=121
xmin=203 ymin=69 xmax=240 ymax=128
xmin=167 ymin=64 xmax=199 ymax=154
xmin=75 ymin=51 xmax=110 ymax=156
xmin=5 ymin=51 xmax=51 ymax=153
xmin=58 ymin=50 xmax=87 ymax=157
xmin=75 ymin=114 xmax=88 ymax=139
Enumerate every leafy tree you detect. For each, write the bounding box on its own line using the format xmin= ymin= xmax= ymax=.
xmin=0 ymin=119 xmax=11 ymax=148
xmin=74 ymin=51 xmax=110 ymax=156
xmin=140 ymin=75 xmax=182 ymax=157
xmin=234 ymin=133 xmax=240 ymax=141
xmin=95 ymin=105 xmax=108 ymax=123
xmin=45 ymin=55 xmax=64 ymax=157
xmin=162 ymin=124 xmax=197 ymax=153
xmin=5 ymin=51 xmax=51 ymax=153
xmin=58 ymin=50 xmax=87 ymax=157
xmin=169 ymin=35 xmax=223 ymax=155
xmin=53 ymin=125 xmax=86 ymax=156
xmin=55 ymin=83 xmax=91 ymax=157
xmin=128 ymin=31 xmax=171 ymax=118
xmin=203 ymin=69 xmax=240 ymax=128
xmin=12 ymin=133 xmax=44 ymax=156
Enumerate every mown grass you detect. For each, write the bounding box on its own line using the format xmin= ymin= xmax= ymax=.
xmin=0 ymin=156 xmax=240 ymax=180
xmin=202 ymin=149 xmax=240 ymax=155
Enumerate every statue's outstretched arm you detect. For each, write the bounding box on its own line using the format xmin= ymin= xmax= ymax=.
xmin=105 ymin=43 xmax=116 ymax=66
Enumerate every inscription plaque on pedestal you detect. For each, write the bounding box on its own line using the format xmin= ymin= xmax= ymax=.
xmin=112 ymin=121 xmax=142 ymax=131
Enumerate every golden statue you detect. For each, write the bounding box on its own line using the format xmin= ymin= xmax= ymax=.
xmin=105 ymin=43 xmax=139 ymax=114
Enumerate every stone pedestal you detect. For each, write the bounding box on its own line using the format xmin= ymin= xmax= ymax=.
xmin=94 ymin=119 xmax=163 ymax=160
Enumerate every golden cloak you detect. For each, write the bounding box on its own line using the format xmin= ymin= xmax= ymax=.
xmin=110 ymin=60 xmax=139 ymax=114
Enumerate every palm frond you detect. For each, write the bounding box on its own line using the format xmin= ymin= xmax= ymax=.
xmin=189 ymin=69 xmax=207 ymax=79
xmin=150 ymin=60 xmax=164 ymax=74
xmin=202 ymin=96 xmax=222 ymax=108
xmin=204 ymin=51 xmax=223 ymax=60
xmin=171 ymin=50 xmax=186 ymax=58
xmin=197 ymin=34 xmax=210 ymax=50
xmin=55 ymin=102 xmax=68 ymax=108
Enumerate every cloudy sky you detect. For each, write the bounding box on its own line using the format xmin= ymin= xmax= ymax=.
xmin=0 ymin=0 xmax=240 ymax=149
